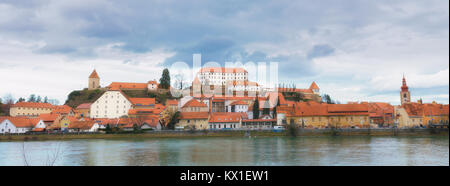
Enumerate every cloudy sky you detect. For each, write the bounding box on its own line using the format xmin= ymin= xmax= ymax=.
xmin=0 ymin=0 xmax=448 ymax=105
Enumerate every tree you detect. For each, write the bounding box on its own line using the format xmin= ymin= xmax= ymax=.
xmin=272 ymin=106 xmax=277 ymax=119
xmin=43 ymin=96 xmax=48 ymax=103
xmin=17 ymin=97 xmax=25 ymax=103
xmin=36 ymin=96 xmax=42 ymax=103
xmin=133 ymin=123 xmax=140 ymax=133
xmin=105 ymin=124 xmax=112 ymax=134
xmin=27 ymin=94 xmax=36 ymax=102
xmin=322 ymin=94 xmax=335 ymax=104
xmin=2 ymin=94 xmax=15 ymax=116
xmin=253 ymin=97 xmax=260 ymax=119
xmin=0 ymin=98 xmax=3 ymax=115
xmin=166 ymin=111 xmax=180 ymax=130
xmin=159 ymin=68 xmax=171 ymax=89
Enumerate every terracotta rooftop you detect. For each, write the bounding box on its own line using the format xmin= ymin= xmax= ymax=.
xmin=69 ymin=121 xmax=96 ymax=130
xmin=51 ymin=105 xmax=73 ymax=114
xmin=166 ymin=99 xmax=178 ymax=105
xmin=309 ymin=81 xmax=319 ymax=90
xmin=129 ymin=98 xmax=156 ymax=106
xmin=209 ymin=112 xmax=247 ymax=123
xmin=108 ymin=82 xmax=148 ymax=90
xmin=12 ymin=102 xmax=54 ymax=108
xmin=1 ymin=117 xmax=42 ymax=128
xmin=179 ymin=112 xmax=209 ymax=120
xmin=182 ymin=99 xmax=208 ymax=108
xmin=76 ymin=103 xmax=92 ymax=110
xmin=89 ymin=70 xmax=100 ymax=78
xmin=39 ymin=113 xmax=61 ymax=122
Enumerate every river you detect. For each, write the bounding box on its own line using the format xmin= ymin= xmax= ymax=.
xmin=0 ymin=136 xmax=448 ymax=166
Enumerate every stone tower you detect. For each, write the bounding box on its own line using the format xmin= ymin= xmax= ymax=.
xmin=400 ymin=75 xmax=411 ymax=105
xmin=88 ymin=69 xmax=100 ymax=90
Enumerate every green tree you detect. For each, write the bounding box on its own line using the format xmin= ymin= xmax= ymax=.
xmin=322 ymin=94 xmax=335 ymax=104
xmin=166 ymin=111 xmax=180 ymax=130
xmin=36 ymin=96 xmax=42 ymax=103
xmin=27 ymin=94 xmax=36 ymax=102
xmin=159 ymin=68 xmax=171 ymax=89
xmin=0 ymin=98 xmax=3 ymax=115
xmin=16 ymin=97 xmax=25 ymax=103
xmin=133 ymin=123 xmax=140 ymax=133
xmin=253 ymin=97 xmax=260 ymax=119
xmin=105 ymin=124 xmax=112 ymax=134
xmin=43 ymin=96 xmax=48 ymax=103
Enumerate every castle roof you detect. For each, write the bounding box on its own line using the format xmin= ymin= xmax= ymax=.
xmin=89 ymin=70 xmax=100 ymax=79
xmin=199 ymin=67 xmax=247 ymax=73
xmin=309 ymin=81 xmax=319 ymax=90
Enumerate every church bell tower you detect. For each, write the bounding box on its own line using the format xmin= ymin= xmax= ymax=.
xmin=400 ymin=75 xmax=411 ymax=105
xmin=88 ymin=69 xmax=100 ymax=90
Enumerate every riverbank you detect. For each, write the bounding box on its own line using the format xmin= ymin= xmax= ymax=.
xmin=0 ymin=128 xmax=448 ymax=142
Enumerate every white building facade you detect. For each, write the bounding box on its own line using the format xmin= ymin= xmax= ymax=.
xmin=0 ymin=118 xmax=45 ymax=134
xmin=198 ymin=67 xmax=248 ymax=86
xmin=90 ymin=90 xmax=133 ymax=118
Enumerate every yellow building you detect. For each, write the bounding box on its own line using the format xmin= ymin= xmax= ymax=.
xmin=75 ymin=103 xmax=91 ymax=118
xmin=10 ymin=102 xmax=54 ymax=117
xmin=58 ymin=116 xmax=78 ymax=130
xmin=177 ymin=112 xmax=209 ymax=130
xmin=284 ymin=102 xmax=370 ymax=128
xmin=395 ymin=104 xmax=423 ymax=128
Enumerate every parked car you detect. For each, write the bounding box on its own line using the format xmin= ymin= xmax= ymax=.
xmin=273 ymin=126 xmax=285 ymax=131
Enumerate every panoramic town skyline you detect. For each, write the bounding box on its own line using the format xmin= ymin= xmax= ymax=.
xmin=0 ymin=0 xmax=448 ymax=105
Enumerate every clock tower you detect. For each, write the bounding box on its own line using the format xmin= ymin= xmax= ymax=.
xmin=400 ymin=75 xmax=411 ymax=105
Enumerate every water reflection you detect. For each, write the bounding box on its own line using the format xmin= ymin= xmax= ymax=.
xmin=0 ymin=136 xmax=448 ymax=166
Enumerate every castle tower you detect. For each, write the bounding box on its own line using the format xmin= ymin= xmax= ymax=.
xmin=309 ymin=81 xmax=320 ymax=95
xmin=88 ymin=69 xmax=100 ymax=90
xmin=400 ymin=75 xmax=411 ymax=105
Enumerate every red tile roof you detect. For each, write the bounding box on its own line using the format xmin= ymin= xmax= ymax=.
xmin=129 ymin=98 xmax=156 ymax=106
xmin=76 ymin=103 xmax=92 ymax=109
xmin=51 ymin=105 xmax=73 ymax=114
xmin=179 ymin=112 xmax=209 ymax=119
xmin=69 ymin=121 xmax=96 ymax=130
xmin=12 ymin=102 xmax=54 ymax=108
xmin=182 ymin=99 xmax=208 ymax=108
xmin=108 ymin=82 xmax=148 ymax=90
xmin=89 ymin=70 xmax=100 ymax=78
xmin=1 ymin=117 xmax=41 ymax=128
xmin=39 ymin=113 xmax=61 ymax=122
xmin=209 ymin=112 xmax=247 ymax=123
xmin=309 ymin=81 xmax=319 ymax=90
xmin=93 ymin=118 xmax=120 ymax=125
xmin=166 ymin=99 xmax=178 ymax=105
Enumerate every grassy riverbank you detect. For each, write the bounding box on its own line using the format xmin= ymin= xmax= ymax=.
xmin=0 ymin=128 xmax=448 ymax=142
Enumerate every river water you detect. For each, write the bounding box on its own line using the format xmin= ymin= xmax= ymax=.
xmin=0 ymin=136 xmax=448 ymax=166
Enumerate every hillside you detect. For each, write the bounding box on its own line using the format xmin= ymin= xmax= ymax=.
xmin=65 ymin=89 xmax=177 ymax=108
xmin=64 ymin=89 xmax=106 ymax=108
